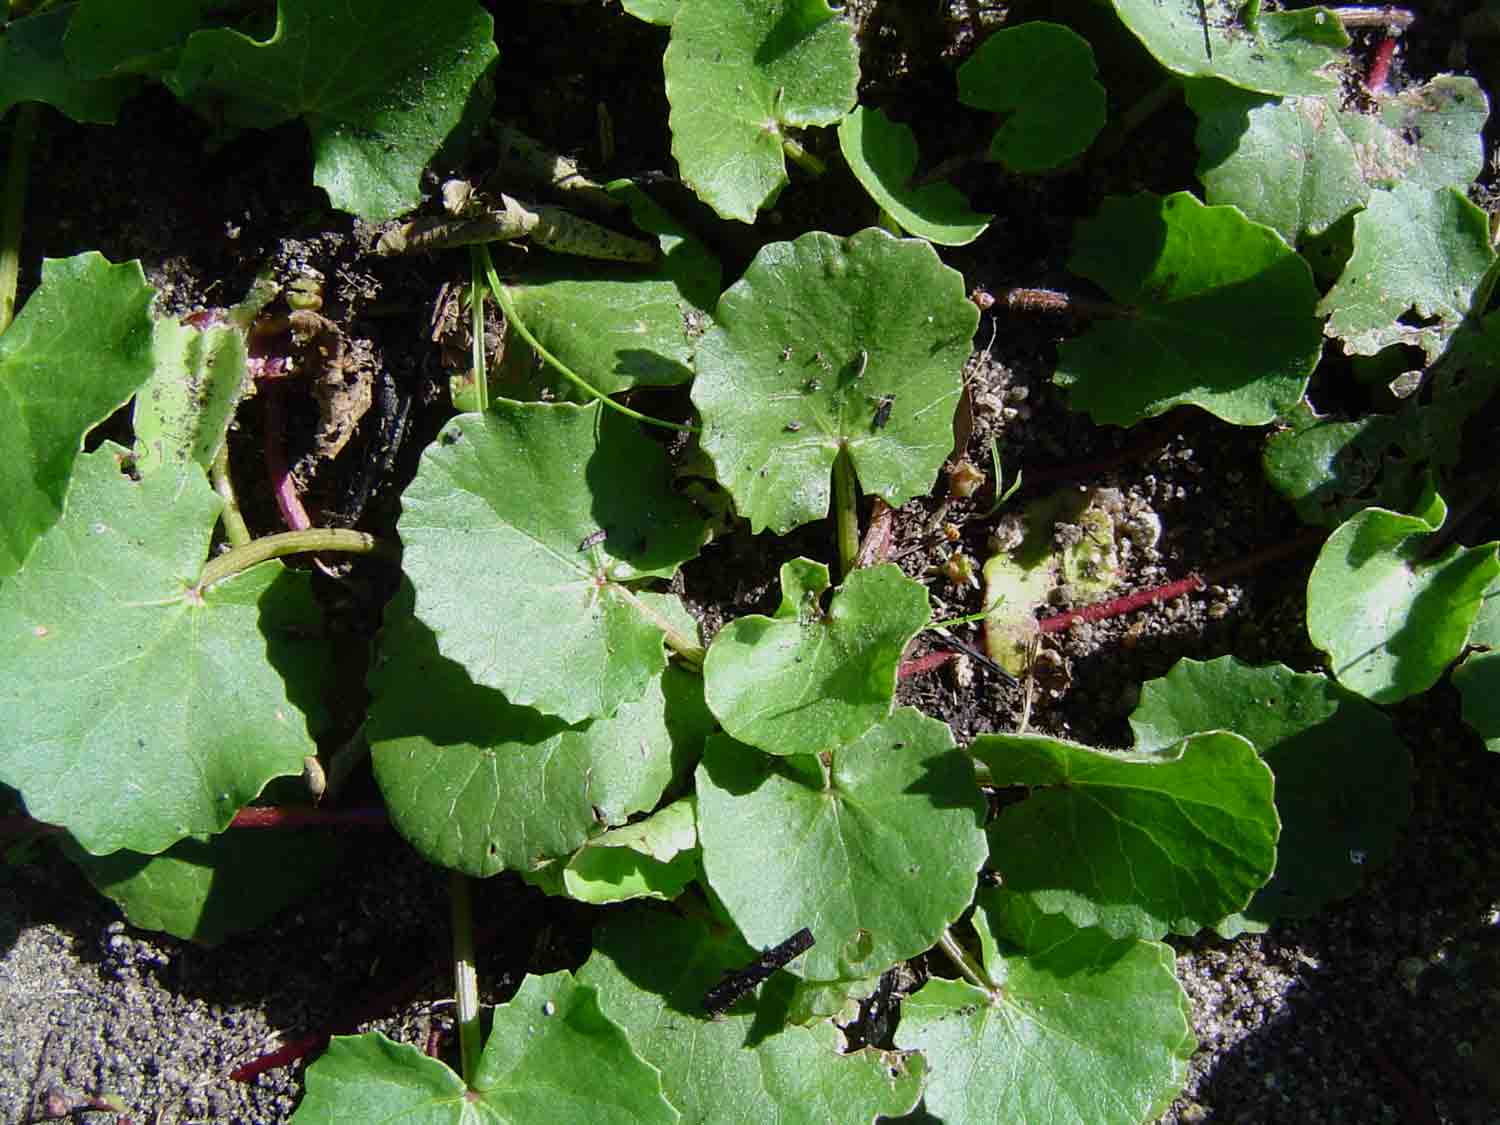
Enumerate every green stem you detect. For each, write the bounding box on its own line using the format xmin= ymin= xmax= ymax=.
xmin=929 ymin=597 xmax=1003 ymax=631
xmin=831 ymin=447 xmax=860 ymax=580
xmin=209 ymin=444 xmax=253 ymax=549
xmin=322 ymin=723 xmax=369 ymax=802
xmin=937 ymin=926 xmax=997 ymax=993
xmin=195 ymin=528 xmax=397 ymax=591
xmin=469 ymin=248 xmax=490 ymax=414
xmin=1089 ymin=79 xmax=1178 ymax=166
xmin=876 ymin=208 xmax=903 ymax=238
xmin=782 ymin=137 xmax=826 ymax=177
xmin=621 ymin=586 xmax=705 ymax=668
xmin=0 ymin=103 xmax=39 ymax=335
xmin=449 ymin=870 xmax=482 ymax=1085
xmin=480 ymin=247 xmax=698 ymax=434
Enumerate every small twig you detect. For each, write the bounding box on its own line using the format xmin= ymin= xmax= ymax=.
xmin=930 ymin=629 xmax=1017 ymax=685
xmin=854 ymin=497 xmax=895 ymax=568
xmin=907 ymin=148 xmax=986 ymax=189
xmin=992 ymin=287 xmax=1120 ymax=320
xmin=1330 ymin=5 xmax=1415 ymax=31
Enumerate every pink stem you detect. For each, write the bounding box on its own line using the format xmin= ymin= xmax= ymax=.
xmin=1367 ymin=36 xmax=1397 ymax=94
xmin=1037 ymin=574 xmax=1205 ymax=633
xmin=263 ymin=380 xmax=312 ymax=531
xmin=899 ymin=650 xmax=954 ymax=679
xmin=230 ymin=806 xmax=389 ymax=829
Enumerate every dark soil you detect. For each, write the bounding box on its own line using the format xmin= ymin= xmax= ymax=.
xmin=4 ymin=2 xmax=1500 ymax=1123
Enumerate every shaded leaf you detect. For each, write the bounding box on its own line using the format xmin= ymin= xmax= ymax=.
xmin=0 ymin=253 xmax=156 ymax=579
xmin=956 ymin=21 xmax=1105 ymax=172
xmin=975 ymin=729 xmax=1278 ymax=939
xmin=1058 ymin=191 xmax=1322 ymax=425
xmin=1454 ymin=576 xmax=1500 ymax=753
xmin=369 ymin=583 xmax=711 ymax=877
xmin=0 ymin=8 xmax=137 ymax=121
xmin=837 ymin=106 xmax=991 ymax=246
xmin=169 ymin=0 xmax=497 ymax=219
xmin=1131 ymin=657 xmax=1411 ymax=921
xmin=63 ymin=829 xmax=346 ymax=946
xmin=64 ymin=0 xmax=210 ymax=79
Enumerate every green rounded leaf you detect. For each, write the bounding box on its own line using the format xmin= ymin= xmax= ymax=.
xmin=580 ymin=908 xmax=923 ymax=1123
xmin=502 ymin=182 xmax=722 ymax=394
xmin=0 ymin=8 xmax=136 ymax=122
xmin=0 ymin=447 xmax=325 ymax=855
xmin=704 ymin=559 xmax=929 ymax=757
xmin=975 ymin=729 xmax=1278 ymax=939
xmin=664 ymin=0 xmax=858 ymax=222
xmin=1307 ymin=489 xmax=1500 ymax=703
xmin=292 ymin=974 xmax=675 ymax=1124
xmin=1188 ymin=75 xmax=1489 ymax=245
xmin=956 ymin=22 xmax=1106 ymax=172
xmin=1109 ymin=0 xmax=1348 ymax=96
xmin=1058 ymin=191 xmax=1322 ymax=425
xmin=64 ymin=0 xmax=208 ymax=79
xmin=562 ymin=798 xmax=699 ymax=904
xmin=837 ymin=106 xmax=991 ymax=246
xmin=692 ymin=228 xmax=978 ymax=533
xmin=170 ymin=0 xmax=498 ymax=220
xmin=0 ymin=253 xmax=156 ymax=579
xmin=398 ymin=401 xmax=707 ymax=724
xmin=1319 ymin=184 xmax=1496 ymax=362
xmin=1130 ymin=657 xmax=1411 ymax=921
xmin=369 ymin=584 xmax=711 ymax=877
xmin=696 ymin=709 xmax=987 ymax=981
xmin=896 ymin=889 xmax=1193 ymax=1125
xmin=63 ymin=830 xmax=346 ymax=946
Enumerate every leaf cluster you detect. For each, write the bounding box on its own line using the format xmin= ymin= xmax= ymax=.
xmin=2 ymin=0 xmax=1497 ymax=1121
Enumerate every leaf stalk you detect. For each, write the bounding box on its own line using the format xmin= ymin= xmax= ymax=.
xmin=449 ymin=871 xmax=483 ymax=1085
xmin=832 ymin=447 xmax=860 ymax=580
xmin=194 ymin=528 xmax=397 ymax=591
xmin=0 ymin=102 xmax=39 ymax=334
